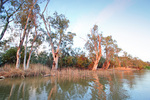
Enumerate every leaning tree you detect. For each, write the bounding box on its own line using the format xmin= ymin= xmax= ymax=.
xmin=85 ymin=25 xmax=102 ymax=70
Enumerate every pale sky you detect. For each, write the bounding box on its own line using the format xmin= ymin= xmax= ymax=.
xmin=45 ymin=0 xmax=150 ymax=62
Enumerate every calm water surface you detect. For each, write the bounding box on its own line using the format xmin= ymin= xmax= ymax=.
xmin=0 ymin=70 xmax=150 ymax=100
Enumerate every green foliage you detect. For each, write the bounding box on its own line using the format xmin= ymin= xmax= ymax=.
xmin=0 ymin=0 xmax=22 ymax=19
xmin=50 ymin=12 xmax=69 ymax=30
xmin=1 ymin=47 xmax=17 ymax=64
xmin=102 ymin=35 xmax=116 ymax=60
xmin=15 ymin=0 xmax=40 ymax=29
xmin=30 ymin=51 xmax=51 ymax=66
xmin=98 ymin=57 xmax=105 ymax=68
xmin=119 ymin=54 xmax=149 ymax=69
xmin=145 ymin=66 xmax=150 ymax=70
xmin=37 ymin=51 xmax=49 ymax=65
xmin=76 ymin=54 xmax=90 ymax=68
xmin=59 ymin=56 xmax=75 ymax=68
xmin=47 ymin=12 xmax=76 ymax=48
xmin=85 ymin=25 xmax=102 ymax=54
xmin=1 ymin=47 xmax=28 ymax=65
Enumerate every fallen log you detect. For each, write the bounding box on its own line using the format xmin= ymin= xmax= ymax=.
xmin=43 ymin=74 xmax=55 ymax=77
xmin=0 ymin=76 xmax=5 ymax=79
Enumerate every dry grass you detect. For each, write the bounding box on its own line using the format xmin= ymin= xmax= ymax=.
xmin=111 ymin=67 xmax=137 ymax=71
xmin=0 ymin=64 xmax=51 ymax=78
xmin=0 ymin=64 xmax=135 ymax=79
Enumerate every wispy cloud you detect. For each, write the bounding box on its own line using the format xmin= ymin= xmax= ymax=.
xmin=69 ymin=0 xmax=131 ymax=48
xmin=71 ymin=0 xmax=131 ymax=35
xmin=96 ymin=0 xmax=131 ymax=23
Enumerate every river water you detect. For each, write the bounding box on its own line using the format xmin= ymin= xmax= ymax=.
xmin=0 ymin=70 xmax=150 ymax=100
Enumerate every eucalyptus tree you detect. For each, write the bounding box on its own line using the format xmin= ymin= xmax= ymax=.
xmin=40 ymin=11 xmax=76 ymax=69
xmin=120 ymin=51 xmax=132 ymax=68
xmin=24 ymin=1 xmax=41 ymax=69
xmin=112 ymin=44 xmax=122 ymax=67
xmin=59 ymin=31 xmax=76 ymax=68
xmin=0 ymin=0 xmax=24 ymax=40
xmin=102 ymin=35 xmax=116 ymax=69
xmin=26 ymin=28 xmax=45 ymax=69
xmin=15 ymin=0 xmax=37 ymax=69
xmin=85 ymin=25 xmax=102 ymax=70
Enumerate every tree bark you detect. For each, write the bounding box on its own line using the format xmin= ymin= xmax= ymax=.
xmin=40 ymin=13 xmax=59 ymax=70
xmin=23 ymin=33 xmax=28 ymax=70
xmin=105 ymin=61 xmax=110 ymax=69
xmin=26 ymin=50 xmax=33 ymax=69
xmin=0 ymin=19 xmax=9 ymax=40
xmin=92 ymin=56 xmax=101 ymax=70
xmin=26 ymin=11 xmax=38 ymax=69
xmin=16 ymin=48 xmax=21 ymax=69
xmin=15 ymin=0 xmax=37 ymax=69
xmin=102 ymin=60 xmax=110 ymax=70
xmin=26 ymin=34 xmax=37 ymax=69
xmin=92 ymin=35 xmax=102 ymax=70
xmin=52 ymin=52 xmax=59 ymax=70
xmin=0 ymin=1 xmax=24 ymax=40
xmin=16 ymin=29 xmax=27 ymax=69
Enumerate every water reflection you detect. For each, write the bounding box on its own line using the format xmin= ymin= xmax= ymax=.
xmin=107 ymin=71 xmax=130 ymax=100
xmin=0 ymin=70 xmax=150 ymax=100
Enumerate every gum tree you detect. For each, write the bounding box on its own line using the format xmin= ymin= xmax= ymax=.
xmin=85 ymin=25 xmax=102 ymax=70
xmin=15 ymin=0 xmax=37 ymax=69
xmin=0 ymin=0 xmax=24 ymax=40
xmin=40 ymin=10 xmax=76 ymax=69
xmin=102 ymin=36 xmax=115 ymax=69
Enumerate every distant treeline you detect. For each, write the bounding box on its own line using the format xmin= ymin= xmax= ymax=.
xmin=0 ymin=47 xmax=149 ymax=70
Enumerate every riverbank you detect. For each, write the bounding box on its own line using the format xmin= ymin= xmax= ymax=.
xmin=0 ymin=64 xmax=51 ymax=78
xmin=110 ymin=67 xmax=138 ymax=71
xmin=0 ymin=64 xmax=138 ymax=79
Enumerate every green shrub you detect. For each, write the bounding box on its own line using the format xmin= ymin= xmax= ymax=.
xmin=145 ymin=66 xmax=150 ymax=70
xmin=1 ymin=47 xmax=27 ymax=65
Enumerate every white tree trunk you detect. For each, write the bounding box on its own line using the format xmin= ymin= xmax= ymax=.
xmin=26 ymin=50 xmax=33 ymax=69
xmin=52 ymin=53 xmax=59 ymax=70
xmin=16 ymin=49 xmax=21 ymax=69
xmin=23 ymin=33 xmax=28 ymax=70
xmin=15 ymin=0 xmax=37 ymax=69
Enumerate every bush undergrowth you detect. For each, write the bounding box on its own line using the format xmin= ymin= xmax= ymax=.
xmin=145 ymin=66 xmax=150 ymax=70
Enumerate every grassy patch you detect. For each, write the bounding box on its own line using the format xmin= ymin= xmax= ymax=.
xmin=145 ymin=66 xmax=150 ymax=70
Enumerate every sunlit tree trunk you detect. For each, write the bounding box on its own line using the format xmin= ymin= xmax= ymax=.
xmin=92 ymin=35 xmax=102 ymax=70
xmin=92 ymin=55 xmax=101 ymax=70
xmin=102 ymin=60 xmax=110 ymax=69
xmin=105 ymin=61 xmax=110 ymax=69
xmin=117 ymin=57 xmax=121 ymax=67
